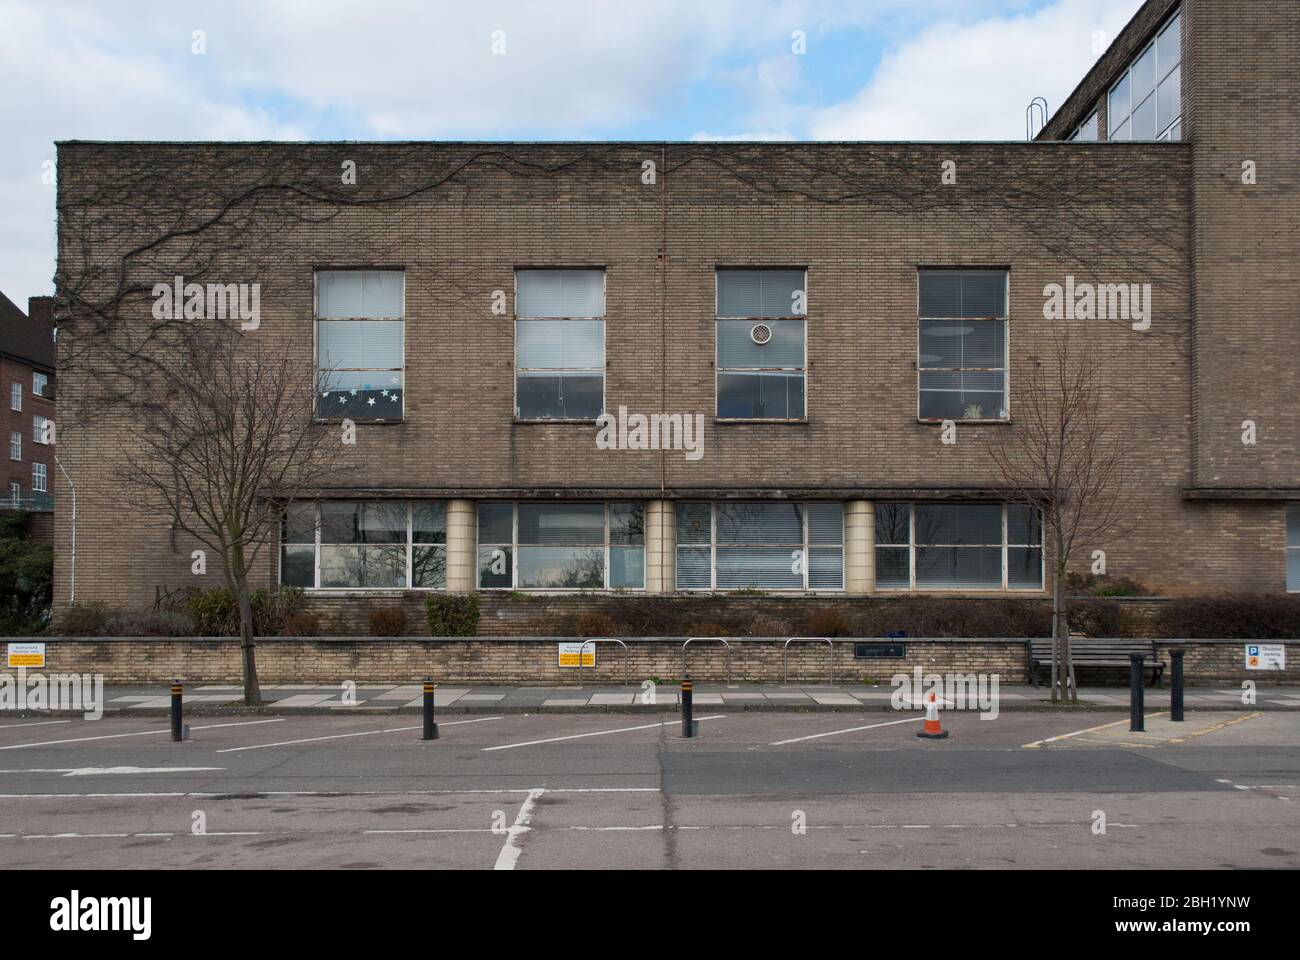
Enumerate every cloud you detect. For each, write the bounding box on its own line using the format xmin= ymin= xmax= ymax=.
xmin=809 ymin=0 xmax=1142 ymax=140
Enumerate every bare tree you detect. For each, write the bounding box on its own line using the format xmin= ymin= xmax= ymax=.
xmin=987 ymin=321 xmax=1131 ymax=702
xmin=116 ymin=321 xmax=342 ymax=704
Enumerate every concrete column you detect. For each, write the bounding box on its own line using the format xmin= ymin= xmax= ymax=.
xmin=844 ymin=500 xmax=874 ymax=595
xmin=644 ymin=500 xmax=676 ymax=593
xmin=445 ymin=499 xmax=476 ymax=593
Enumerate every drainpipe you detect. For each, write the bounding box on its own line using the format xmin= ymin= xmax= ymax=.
xmin=54 ymin=455 xmax=75 ymax=605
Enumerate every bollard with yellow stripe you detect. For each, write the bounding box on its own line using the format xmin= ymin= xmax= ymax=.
xmin=681 ymin=675 xmax=696 ymax=739
xmin=422 ymin=677 xmax=439 ymax=741
xmin=170 ymin=680 xmax=184 ymax=742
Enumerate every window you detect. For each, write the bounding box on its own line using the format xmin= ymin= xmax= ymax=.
xmin=8 ymin=431 xmax=19 ymax=461
xmin=9 ymin=482 xmax=20 ymax=507
xmin=515 ymin=270 xmax=605 ymax=420
xmin=9 ymin=382 xmax=20 ymax=412
xmin=32 ymin=463 xmax=47 ymax=494
xmin=918 ymin=269 xmax=1009 ymax=421
xmin=477 ymin=502 xmax=644 ymax=589
xmin=716 ymin=269 xmax=806 ymax=419
xmin=1108 ymin=9 xmax=1181 ymax=141
xmin=280 ymin=501 xmax=446 ymax=590
xmin=1288 ymin=505 xmax=1300 ymax=592
xmin=676 ymin=501 xmax=843 ymax=590
xmin=1070 ymin=112 xmax=1099 ymax=142
xmin=32 ymin=415 xmax=48 ymax=444
xmin=875 ymin=503 xmax=1042 ymax=591
xmin=33 ymin=372 xmax=49 ymax=398
xmin=315 ymin=270 xmax=404 ymax=420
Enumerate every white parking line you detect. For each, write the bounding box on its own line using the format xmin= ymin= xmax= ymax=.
xmin=0 ymin=720 xmax=72 ymax=730
xmin=770 ymin=715 xmax=923 ymax=745
xmin=483 ymin=716 xmax=725 ymax=752
xmin=494 ymin=788 xmax=544 ymax=871
xmin=0 ymin=718 xmax=286 ymax=750
xmin=215 ymin=716 xmax=504 ymax=753
xmin=0 ymin=766 xmax=223 ymax=777
xmin=0 ymin=786 xmax=661 ymax=800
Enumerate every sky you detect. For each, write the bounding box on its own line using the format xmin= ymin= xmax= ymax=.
xmin=0 ymin=0 xmax=1143 ymax=303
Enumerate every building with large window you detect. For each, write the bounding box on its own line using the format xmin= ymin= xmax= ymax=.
xmin=51 ymin=0 xmax=1300 ymax=630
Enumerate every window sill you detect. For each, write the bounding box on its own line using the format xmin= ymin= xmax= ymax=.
xmin=715 ymin=418 xmax=808 ymax=426
xmin=513 ymin=418 xmax=601 ymax=425
xmin=917 ymin=418 xmax=1011 ymax=426
xmin=313 ymin=418 xmax=405 ymax=425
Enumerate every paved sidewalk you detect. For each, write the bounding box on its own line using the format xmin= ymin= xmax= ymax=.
xmin=50 ymin=681 xmax=1300 ymax=715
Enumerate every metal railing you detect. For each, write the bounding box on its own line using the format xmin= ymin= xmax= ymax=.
xmin=682 ymin=637 xmax=731 ymax=687
xmin=575 ymin=637 xmax=630 ymax=687
xmin=783 ymin=636 xmax=835 ymax=685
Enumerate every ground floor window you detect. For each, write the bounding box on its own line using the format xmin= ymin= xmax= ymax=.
xmin=281 ymin=501 xmax=446 ymax=589
xmin=1288 ymin=504 xmax=1300 ymax=592
xmin=478 ymin=501 xmax=645 ymax=590
xmin=675 ymin=501 xmax=844 ymax=591
xmin=875 ymin=502 xmax=1042 ymax=591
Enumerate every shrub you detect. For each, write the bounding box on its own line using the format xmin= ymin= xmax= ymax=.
xmin=801 ymin=607 xmax=851 ymax=637
xmin=103 ymin=609 xmax=196 ymax=637
xmin=280 ymin=612 xmax=322 ymax=637
xmin=1152 ymin=594 xmax=1300 ymax=639
xmin=1066 ymin=598 xmax=1124 ymax=637
xmin=426 ymin=594 xmax=479 ymax=636
xmin=572 ymin=611 xmax=618 ymax=637
xmin=684 ymin=620 xmax=732 ymax=637
xmin=184 ymin=587 xmax=305 ymax=636
xmin=59 ymin=602 xmax=115 ymax=636
xmin=1067 ymin=572 xmax=1151 ymax=597
xmin=367 ymin=607 xmax=409 ymax=637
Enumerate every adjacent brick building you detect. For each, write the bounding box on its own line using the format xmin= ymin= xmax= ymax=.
xmin=51 ymin=0 xmax=1300 ymax=632
xmin=1 ymin=292 xmax=56 ymax=538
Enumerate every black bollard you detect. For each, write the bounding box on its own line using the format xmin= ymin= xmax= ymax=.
xmin=1129 ymin=654 xmax=1145 ymax=732
xmin=1170 ymin=648 xmax=1185 ymax=722
xmin=681 ymin=675 xmax=694 ymax=738
xmin=170 ymin=681 xmax=183 ymax=742
xmin=422 ymin=678 xmax=439 ymax=740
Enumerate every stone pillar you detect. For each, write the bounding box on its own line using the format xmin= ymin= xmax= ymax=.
xmin=445 ymin=499 xmax=476 ymax=593
xmin=644 ymin=500 xmax=676 ymax=593
xmin=845 ymin=500 xmax=874 ymax=595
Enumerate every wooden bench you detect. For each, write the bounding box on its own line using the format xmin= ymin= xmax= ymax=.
xmin=1029 ymin=639 xmax=1166 ymax=688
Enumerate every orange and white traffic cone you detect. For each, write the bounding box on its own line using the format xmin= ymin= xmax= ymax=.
xmin=916 ymin=689 xmax=949 ymax=739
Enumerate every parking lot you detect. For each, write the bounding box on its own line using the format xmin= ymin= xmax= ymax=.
xmin=1 ymin=706 xmax=1296 ymax=869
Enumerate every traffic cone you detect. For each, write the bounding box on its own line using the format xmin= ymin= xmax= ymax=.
xmin=916 ymin=689 xmax=949 ymax=739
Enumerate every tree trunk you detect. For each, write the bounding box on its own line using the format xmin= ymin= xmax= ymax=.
xmin=1051 ymin=571 xmax=1062 ymax=703
xmin=230 ymin=544 xmax=261 ymax=706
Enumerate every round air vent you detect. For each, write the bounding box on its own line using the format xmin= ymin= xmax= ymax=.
xmin=750 ymin=322 xmax=773 ymax=345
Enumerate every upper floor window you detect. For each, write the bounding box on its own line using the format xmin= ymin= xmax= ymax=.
xmin=1287 ymin=505 xmax=1300 ymax=593
xmin=8 ymin=482 xmax=19 ymax=506
xmin=32 ymin=463 xmax=47 ymax=494
xmin=918 ymin=269 xmax=1008 ymax=422
xmin=676 ymin=501 xmax=843 ymax=591
xmin=515 ymin=269 xmax=605 ymax=420
xmin=1109 ymin=8 xmax=1181 ymax=141
xmin=9 ymin=382 xmax=20 ymax=412
xmin=9 ymin=431 xmax=20 ymax=461
xmin=281 ymin=500 xmax=445 ymax=590
xmin=32 ymin=415 xmax=49 ymax=444
xmin=1070 ymin=112 xmax=1099 ymax=142
xmin=315 ymin=270 xmax=404 ymax=421
xmin=875 ymin=503 xmax=1042 ymax=591
xmin=716 ymin=269 xmax=806 ymax=420
xmin=478 ymin=501 xmax=644 ymax=589
xmin=33 ymin=372 xmax=50 ymax=398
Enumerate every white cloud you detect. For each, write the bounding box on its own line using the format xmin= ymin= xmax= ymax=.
xmin=809 ymin=0 xmax=1142 ymax=140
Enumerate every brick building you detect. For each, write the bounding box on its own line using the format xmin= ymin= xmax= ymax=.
xmin=1 ymin=292 xmax=56 ymax=536
xmin=51 ymin=0 xmax=1300 ymax=631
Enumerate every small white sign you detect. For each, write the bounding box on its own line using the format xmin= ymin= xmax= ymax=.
xmin=558 ymin=642 xmax=596 ymax=668
xmin=1245 ymin=644 xmax=1286 ymax=671
xmin=7 ymin=642 xmax=46 ymax=668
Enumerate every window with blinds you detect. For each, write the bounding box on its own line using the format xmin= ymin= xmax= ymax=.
xmin=676 ymin=501 xmax=843 ymax=591
xmin=477 ymin=501 xmax=645 ymax=589
xmin=918 ymin=269 xmax=1009 ymax=422
xmin=1287 ymin=505 xmax=1300 ymax=593
xmin=716 ymin=269 xmax=806 ymax=420
xmin=280 ymin=501 xmax=447 ymax=590
xmin=315 ymin=270 xmax=405 ymax=421
xmin=515 ymin=270 xmax=605 ymax=420
xmin=875 ymin=503 xmax=1042 ymax=591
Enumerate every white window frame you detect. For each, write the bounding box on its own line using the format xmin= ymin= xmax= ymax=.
xmin=8 ymin=431 xmax=19 ymax=461
xmin=917 ymin=269 xmax=1011 ymax=423
xmin=32 ymin=462 xmax=47 ymax=494
xmin=1287 ymin=504 xmax=1300 ymax=594
xmin=1108 ymin=8 xmax=1182 ymax=142
xmin=33 ymin=372 xmax=48 ymax=398
xmin=312 ymin=269 xmax=406 ymax=422
xmin=9 ymin=482 xmax=20 ymax=507
xmin=476 ymin=501 xmax=646 ymax=591
xmin=675 ymin=501 xmax=845 ymax=592
xmin=9 ymin=382 xmax=20 ymax=412
xmin=280 ymin=501 xmax=447 ymax=592
xmin=715 ymin=268 xmax=808 ymax=422
xmin=513 ymin=269 xmax=607 ymax=422
xmin=32 ymin=415 xmax=48 ymax=444
xmin=874 ymin=503 xmax=1044 ymax=593
xmin=1070 ymin=112 xmax=1099 ymax=142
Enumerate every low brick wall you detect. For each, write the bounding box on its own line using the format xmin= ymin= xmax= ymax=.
xmin=12 ymin=637 xmax=1298 ymax=685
